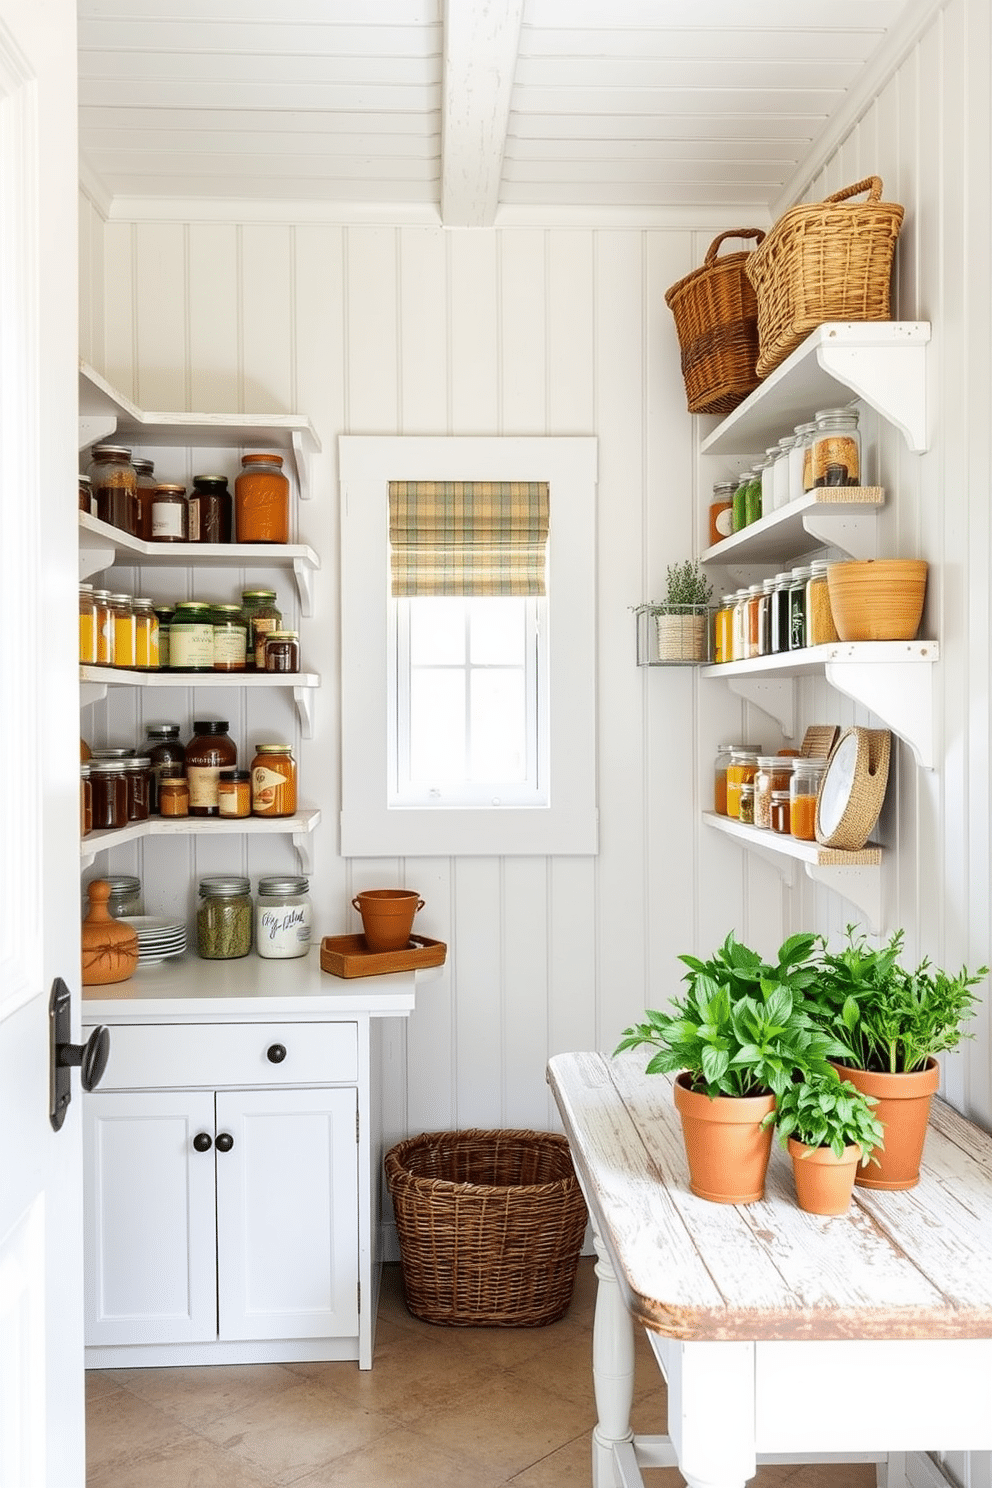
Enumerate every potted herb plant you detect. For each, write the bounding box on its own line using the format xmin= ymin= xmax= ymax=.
xmin=808 ymin=925 xmax=987 ymax=1190
xmin=614 ymin=931 xmax=851 ymax=1204
xmin=634 ymin=559 xmax=713 ymax=663
xmin=764 ymin=1069 xmax=884 ymax=1215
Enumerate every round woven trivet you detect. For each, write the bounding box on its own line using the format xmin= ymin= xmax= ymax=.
xmin=815 ymin=727 xmax=891 ymax=850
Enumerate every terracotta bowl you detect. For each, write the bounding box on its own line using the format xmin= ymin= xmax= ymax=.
xmin=826 ymin=559 xmax=928 ymax=642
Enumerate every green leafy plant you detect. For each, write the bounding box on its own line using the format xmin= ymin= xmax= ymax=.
xmin=809 ymin=925 xmax=987 ymax=1074
xmin=632 ymin=558 xmax=713 ymax=618
xmin=614 ymin=931 xmax=853 ymax=1099
xmin=764 ymin=1069 xmax=884 ymax=1166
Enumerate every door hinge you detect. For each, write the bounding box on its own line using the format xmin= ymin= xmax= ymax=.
xmin=356 ymin=1110 xmax=360 ymax=1143
xmin=357 ymin=1280 xmax=361 ymax=1314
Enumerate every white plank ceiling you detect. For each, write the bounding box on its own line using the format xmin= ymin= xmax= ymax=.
xmin=77 ymin=0 xmax=924 ymax=223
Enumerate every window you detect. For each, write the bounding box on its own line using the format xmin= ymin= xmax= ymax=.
xmin=339 ymin=436 xmax=598 ymax=857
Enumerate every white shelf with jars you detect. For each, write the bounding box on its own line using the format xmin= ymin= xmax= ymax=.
xmin=700 ymin=486 xmax=885 ymax=567
xmin=79 ymin=809 xmax=322 ymax=873
xmin=79 ymin=664 xmax=321 ymax=737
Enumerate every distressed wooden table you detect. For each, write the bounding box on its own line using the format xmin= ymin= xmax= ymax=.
xmin=547 ymin=1049 xmax=992 ymax=1488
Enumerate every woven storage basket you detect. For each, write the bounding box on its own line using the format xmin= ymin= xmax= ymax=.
xmin=385 ymin=1128 xmax=588 ymax=1327
xmin=664 ymin=228 xmax=765 ymax=415
xmin=745 ymin=177 xmax=904 ymax=377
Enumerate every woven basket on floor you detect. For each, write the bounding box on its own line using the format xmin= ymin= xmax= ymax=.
xmin=745 ymin=176 xmax=905 ymax=377
xmin=385 ymin=1128 xmax=588 ymax=1327
xmin=664 ymin=227 xmax=766 ymax=415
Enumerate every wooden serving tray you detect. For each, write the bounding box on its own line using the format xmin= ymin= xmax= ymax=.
xmin=319 ymin=933 xmax=447 ymax=978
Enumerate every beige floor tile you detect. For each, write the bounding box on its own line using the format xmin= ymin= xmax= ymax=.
xmin=506 ymin=1328 xmax=595 ymax=1410
xmin=112 ymin=1362 xmax=300 ymax=1432
xmin=86 ymin=1387 xmax=197 ymax=1477
xmin=87 ymin=1434 xmax=273 ymax=1488
xmin=196 ymin=1379 xmax=390 ymax=1484
xmin=291 ymin=1420 xmax=507 ymax=1488
xmin=84 ymin=1370 xmax=125 ymax=1405
xmin=504 ymin=1430 xmax=594 ymax=1486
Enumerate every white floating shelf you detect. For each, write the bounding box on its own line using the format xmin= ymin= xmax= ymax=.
xmin=80 ymin=665 xmax=320 ymax=737
xmin=699 ymin=322 xmax=931 ymax=459
xmin=80 ymin=807 xmax=322 ymax=873
xmin=701 ymin=488 xmax=885 ymax=567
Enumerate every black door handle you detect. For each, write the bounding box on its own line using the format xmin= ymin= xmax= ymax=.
xmin=215 ymin=1132 xmax=235 ymax=1153
xmin=50 ymin=977 xmax=111 ymax=1131
xmin=59 ymin=1026 xmax=111 ymax=1091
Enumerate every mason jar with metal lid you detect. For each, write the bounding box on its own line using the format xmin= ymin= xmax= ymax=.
xmin=255 ymin=875 xmax=313 ymax=959
xmin=811 ymin=407 xmax=861 ymax=488
xmin=154 ymin=604 xmax=174 ymax=668
xmin=101 ymin=874 xmax=143 ymax=918
xmin=122 ymin=757 xmax=152 ymax=822
xmin=169 ymin=601 xmax=215 ymax=671
xmin=241 ymin=588 xmax=282 ymax=669
xmin=88 ymin=444 xmax=138 ymax=534
xmin=212 ymin=603 xmax=248 ymax=671
xmin=92 ymin=589 xmax=115 ymax=666
xmin=250 ymin=743 xmax=297 ymax=817
xmin=132 ymin=597 xmax=160 ymax=669
xmin=109 ymin=593 xmax=135 ymax=668
xmin=196 ymin=876 xmax=253 ymax=959
xmin=79 ymin=583 xmax=98 ymax=665
xmin=150 ymin=482 xmax=188 ymax=542
xmin=790 ymin=757 xmax=829 ymax=841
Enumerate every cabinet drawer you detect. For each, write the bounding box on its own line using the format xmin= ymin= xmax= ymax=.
xmin=98 ymin=1022 xmax=358 ymax=1090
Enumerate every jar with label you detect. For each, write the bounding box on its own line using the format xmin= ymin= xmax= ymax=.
xmin=188 ymin=474 xmax=232 ymax=544
xmin=770 ymin=789 xmax=792 ymax=835
xmin=773 ymin=437 xmax=794 ymax=509
xmin=754 ymin=756 xmax=796 ymax=831
xmin=80 ymin=763 xmax=92 ymax=837
xmin=714 ymin=742 xmax=750 ymax=816
xmin=122 ymin=757 xmax=151 ymax=822
xmin=109 ymin=593 xmax=135 ymax=669
xmin=154 ymin=605 xmax=174 ymax=669
xmin=731 ymin=589 xmax=749 ymax=661
xmin=241 ymin=588 xmax=282 ymax=668
xmin=134 ymin=458 xmax=157 ymax=540
xmin=726 ymin=747 xmax=759 ymax=820
xmin=744 ymin=465 xmax=764 ymax=527
xmin=805 ymin=560 xmax=839 ymax=646
xmin=713 ymin=596 xmax=735 ymax=665
xmin=186 ymin=720 xmax=237 ymax=817
xmin=169 ymin=601 xmax=215 ymax=671
xmin=789 ymin=422 xmax=816 ymax=502
xmin=235 ymin=453 xmax=289 ymax=543
xmin=212 ymin=604 xmax=248 ymax=671
xmin=769 ymin=572 xmax=793 ymax=654
xmin=731 ymin=472 xmax=750 ymax=533
xmin=87 ymin=759 xmax=129 ymax=830
xmin=263 ymin=630 xmax=300 ymax=673
xmin=159 ymin=774 xmax=189 ymax=817
xmin=102 ymin=874 xmax=143 ymax=919
xmin=196 ymin=876 xmax=253 ymax=960
xmin=256 ymin=876 xmax=313 ymax=960
xmin=132 ymin=597 xmax=160 ymax=669
xmin=708 ymin=479 xmax=736 ymax=546
xmin=812 ymin=408 xmax=861 ymax=487
xmin=217 ymin=769 xmax=251 ymax=818
xmin=738 ymin=782 xmax=755 ymax=825
xmin=788 ymin=566 xmax=812 ymax=651
xmin=150 ymin=483 xmax=188 ymax=542
xmin=790 ymin=757 xmax=828 ymax=841
xmin=88 ymin=444 xmax=138 ymax=534
xmin=250 ymin=743 xmax=297 ymax=818
xmin=143 ymin=723 xmax=185 ymax=813
xmin=79 ymin=583 xmax=98 ymax=665
xmin=79 ymin=474 xmax=93 ymax=514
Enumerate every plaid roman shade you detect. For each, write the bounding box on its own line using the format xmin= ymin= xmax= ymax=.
xmin=389 ymin=481 xmax=550 ymax=596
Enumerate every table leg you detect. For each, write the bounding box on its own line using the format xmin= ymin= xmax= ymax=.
xmin=590 ymin=1226 xmax=635 ymax=1488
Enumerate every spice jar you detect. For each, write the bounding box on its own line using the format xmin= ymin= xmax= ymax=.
xmin=772 ymin=437 xmax=794 ymax=509
xmin=212 ymin=603 xmax=248 ymax=671
xmin=188 ymin=474 xmax=232 ymax=544
xmin=102 ymin=874 xmax=143 ymax=919
xmin=131 ymin=597 xmax=160 ymax=670
xmin=805 ymin=561 xmax=839 ymax=647
xmin=169 ymin=601 xmax=215 ymax=671
xmin=788 ymin=566 xmax=812 ymax=651
xmin=790 ymin=758 xmax=828 ymax=841
xmin=143 ymin=723 xmax=185 ymax=813
xmin=93 ymin=589 xmax=115 ymax=666
xmin=744 ymin=584 xmax=763 ymax=660
xmin=186 ymin=720 xmax=237 ymax=817
xmin=159 ymin=774 xmax=189 ymax=817
xmin=771 ymin=789 xmax=792 ymax=835
xmin=241 ymin=588 xmax=282 ymax=669
xmin=150 ymin=483 xmax=188 ymax=542
xmin=109 ymin=593 xmax=135 ymax=669
xmin=738 ymin=782 xmax=755 ymax=825
xmin=154 ymin=605 xmax=174 ymax=669
xmin=88 ymin=444 xmax=138 ymax=534
xmin=79 ymin=474 xmax=93 ymax=514
xmin=250 ymin=743 xmax=297 ymax=818
xmin=134 ymin=458 xmax=157 ymax=540
xmin=754 ymin=756 xmax=796 ymax=831
xmin=769 ymin=572 xmax=793 ymax=655
xmin=79 ymin=583 xmax=98 ymax=665
xmin=255 ymin=875 xmax=313 ymax=960
xmin=791 ymin=422 xmax=817 ymax=501
xmin=714 ymin=742 xmax=750 ymax=816
xmin=713 ymin=596 xmax=735 ymax=665
xmin=726 ymin=747 xmax=759 ymax=820
xmin=87 ymin=759 xmax=130 ymax=830
xmin=744 ymin=465 xmax=764 ymax=527
xmin=708 ymin=479 xmax=737 ymax=547
xmin=731 ymin=472 xmax=750 ymax=534
xmin=196 ymin=876 xmax=253 ymax=960
xmin=761 ymin=449 xmax=778 ymax=516
xmin=217 ymin=769 xmax=251 ymax=818
xmin=122 ymin=757 xmax=151 ymax=822
xmin=235 ymin=453 xmax=289 ymax=543
xmin=263 ymin=630 xmax=300 ymax=673
xmin=812 ymin=408 xmax=861 ymax=488
xmin=80 ymin=763 xmax=92 ymax=837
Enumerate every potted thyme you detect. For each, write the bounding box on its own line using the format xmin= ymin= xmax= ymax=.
xmin=634 ymin=558 xmax=713 ymax=663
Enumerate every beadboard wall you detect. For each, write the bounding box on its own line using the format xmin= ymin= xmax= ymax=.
xmin=78 ymin=0 xmax=992 ymax=1176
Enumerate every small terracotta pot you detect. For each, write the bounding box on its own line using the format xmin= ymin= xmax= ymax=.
xmin=788 ymin=1137 xmax=861 ymax=1215
xmin=352 ymin=889 xmax=425 ymax=953
xmin=81 ymin=880 xmax=139 ymax=986
xmin=673 ymin=1072 xmax=775 ymax=1204
xmin=831 ymin=1058 xmax=939 ymax=1191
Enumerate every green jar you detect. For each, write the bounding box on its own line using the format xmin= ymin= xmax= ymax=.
xmin=211 ymin=603 xmax=248 ymax=671
xmin=196 ymin=876 xmax=253 ymax=959
xmin=731 ymin=471 xmax=750 ymax=533
xmin=744 ymin=464 xmax=765 ymax=527
xmin=169 ymin=601 xmax=214 ymax=671
xmin=240 ymin=587 xmax=281 ymax=669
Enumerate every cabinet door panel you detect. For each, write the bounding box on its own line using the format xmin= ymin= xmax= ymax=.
xmin=216 ymin=1087 xmax=359 ymax=1341
xmin=84 ymin=1090 xmax=217 ymax=1346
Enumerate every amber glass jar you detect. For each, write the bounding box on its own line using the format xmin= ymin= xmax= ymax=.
xmin=235 ymin=453 xmax=289 ymax=543
xmin=150 ymin=483 xmax=188 ymax=542
xmin=92 ymin=589 xmax=115 ymax=666
xmin=188 ymin=474 xmax=232 ymax=544
xmin=80 ymin=763 xmax=93 ymax=837
xmin=263 ymin=630 xmax=300 ymax=673
xmin=122 ymin=757 xmax=151 ymax=822
xmin=132 ymin=597 xmax=160 ymax=669
xmin=109 ymin=593 xmax=135 ymax=669
xmin=790 ymin=758 xmax=828 ymax=842
xmin=134 ymin=458 xmax=157 ymax=540
xmin=250 ymin=744 xmax=297 ymax=818
xmin=79 ymin=583 xmax=98 ymax=665
xmin=186 ymin=720 xmax=237 ymax=817
xmin=79 ymin=475 xmax=93 ymax=514
xmin=241 ymin=588 xmax=281 ymax=668
xmin=159 ymin=775 xmax=189 ymax=817
xmin=88 ymin=760 xmax=129 ymax=830
xmin=143 ymin=724 xmax=185 ymax=814
xmin=217 ymin=769 xmax=251 ymax=818
xmin=89 ymin=445 xmax=138 ymax=534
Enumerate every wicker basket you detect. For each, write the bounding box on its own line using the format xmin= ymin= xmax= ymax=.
xmin=664 ymin=228 xmax=766 ymax=416
xmin=746 ymin=177 xmax=905 ymax=377
xmin=385 ymin=1128 xmax=588 ymax=1327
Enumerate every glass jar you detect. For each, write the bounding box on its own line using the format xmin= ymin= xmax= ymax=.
xmin=738 ymin=782 xmax=755 ymax=826
xmin=122 ymin=756 xmax=151 ymax=822
xmin=169 ymin=601 xmax=215 ymax=671
xmin=788 ymin=566 xmax=812 ymax=651
xmin=250 ymin=743 xmax=297 ymax=818
xmin=109 ymin=593 xmax=135 ymax=669
xmin=789 ymin=423 xmax=815 ymax=502
xmin=235 ymin=453 xmax=289 ymax=543
xmin=88 ymin=444 xmax=138 ymax=534
xmin=86 ymin=759 xmax=128 ymax=830
xmin=744 ymin=583 xmax=763 ymax=660
xmin=102 ymin=874 xmax=143 ymax=919
xmin=159 ymin=774 xmax=189 ymax=817
xmin=756 ymin=577 xmax=776 ymax=657
xmin=186 ymin=720 xmax=237 ymax=817
xmin=196 ymin=876 xmax=253 ymax=960
xmin=80 ymin=762 xmax=92 ymax=837
xmin=754 ymin=756 xmax=796 ymax=831
xmin=92 ymin=590 xmax=115 ymax=666
xmin=154 ymin=605 xmax=174 ymax=669
xmin=241 ymin=588 xmax=282 ymax=669
xmin=150 ymin=482 xmax=188 ymax=542
xmin=131 ymin=597 xmax=160 ymax=670
xmin=714 ymin=742 xmax=750 ymax=816
xmin=79 ymin=474 xmax=93 ymax=514
xmin=806 ymin=560 xmax=839 ymax=646
xmin=761 ymin=449 xmax=778 ymax=515
xmin=256 ymin=875 xmax=313 ymax=960
xmin=773 ymin=437 xmax=794 ymax=509
xmin=79 ymin=583 xmax=98 ymax=665
xmin=731 ymin=472 xmax=750 ymax=533
xmin=744 ymin=465 xmax=764 ymax=527
xmin=812 ymin=407 xmax=861 ymax=487
xmin=770 ymin=789 xmax=792 ymax=835
xmin=188 ymin=474 xmax=232 ymax=544
xmin=713 ymin=596 xmax=735 ymax=665
xmin=790 ymin=757 xmax=828 ymax=841
xmin=801 ymin=421 xmax=820 ymax=494
xmin=726 ymin=747 xmax=759 ymax=820
xmin=731 ymin=589 xmax=749 ymax=661
xmin=134 ymin=458 xmax=157 ymax=541
xmin=709 ymin=479 xmax=736 ymax=546
xmin=263 ymin=630 xmax=300 ymax=673
xmin=769 ymin=572 xmax=792 ymax=655
xmin=217 ymin=769 xmax=251 ymax=818
xmin=143 ymin=723 xmax=185 ymax=814
xmin=212 ymin=603 xmax=248 ymax=671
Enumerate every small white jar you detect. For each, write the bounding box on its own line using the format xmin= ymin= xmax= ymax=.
xmin=256 ymin=875 xmax=313 ymax=959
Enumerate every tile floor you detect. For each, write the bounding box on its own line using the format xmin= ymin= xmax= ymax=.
xmin=86 ymin=1259 xmax=879 ymax=1488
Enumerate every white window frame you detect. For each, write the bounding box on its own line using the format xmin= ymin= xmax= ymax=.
xmin=339 ymin=436 xmax=598 ymax=857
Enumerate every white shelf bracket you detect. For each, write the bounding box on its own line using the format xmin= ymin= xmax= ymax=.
xmin=824 ymin=661 xmax=937 ymax=768
xmin=293 ymin=557 xmax=314 ymax=616
xmin=726 ymin=677 xmax=796 ymax=737
xmin=815 ymin=341 xmax=928 ymax=454
xmin=801 ymin=510 xmax=878 ymax=560
xmin=79 ymin=544 xmax=117 ymax=580
xmin=294 ymin=686 xmax=315 ymax=739
xmin=80 ymin=680 xmax=108 ymax=708
xmin=292 ymin=430 xmax=313 ymax=502
xmin=804 ymin=864 xmax=882 ymax=933
xmin=293 ymin=830 xmax=315 ymax=875
xmin=79 ymin=414 xmax=117 ymax=451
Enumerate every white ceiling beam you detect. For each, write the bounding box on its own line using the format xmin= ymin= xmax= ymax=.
xmin=441 ymin=0 xmax=524 ymax=228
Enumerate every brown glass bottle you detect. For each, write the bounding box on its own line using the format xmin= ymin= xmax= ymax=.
xmin=143 ymin=724 xmax=186 ymax=814
xmin=185 ymin=720 xmax=237 ymax=817
xmin=188 ymin=474 xmax=232 ymax=544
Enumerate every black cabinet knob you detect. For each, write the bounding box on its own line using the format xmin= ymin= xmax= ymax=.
xmin=192 ymin=1132 xmax=213 ymax=1152
xmin=215 ymin=1132 xmax=234 ymax=1153
xmin=266 ymin=1043 xmax=287 ymax=1064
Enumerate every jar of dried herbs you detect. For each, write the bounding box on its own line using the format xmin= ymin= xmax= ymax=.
xmin=196 ymin=876 xmax=253 ymax=959
xmin=805 ymin=560 xmax=839 ymax=646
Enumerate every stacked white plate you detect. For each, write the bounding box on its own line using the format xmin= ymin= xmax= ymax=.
xmin=119 ymin=915 xmax=187 ymax=965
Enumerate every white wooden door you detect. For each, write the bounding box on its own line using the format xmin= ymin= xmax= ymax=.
xmin=216 ymin=1087 xmax=360 ymax=1341
xmin=83 ymin=1091 xmax=218 ymax=1347
xmin=0 ymin=0 xmax=83 ymax=1481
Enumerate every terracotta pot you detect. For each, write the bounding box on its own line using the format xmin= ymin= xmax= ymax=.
xmin=352 ymin=888 xmax=425 ymax=953
xmin=831 ymin=1058 xmax=939 ymax=1191
xmin=673 ymin=1072 xmax=775 ymax=1204
xmin=826 ymin=559 xmax=928 ymax=642
xmin=788 ymin=1137 xmax=861 ymax=1215
xmin=81 ymin=879 xmax=139 ymax=986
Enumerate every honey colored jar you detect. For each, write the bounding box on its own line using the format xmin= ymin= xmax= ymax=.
xmin=726 ymin=747 xmax=759 ymax=820
xmin=132 ymin=597 xmax=160 ymax=669
xmin=88 ymin=444 xmax=138 ymax=534
xmin=235 ymin=453 xmax=289 ymax=543
xmin=93 ymin=589 xmax=114 ymax=666
xmin=159 ymin=775 xmax=189 ymax=817
xmin=109 ymin=593 xmax=135 ymax=669
xmin=217 ymin=769 xmax=251 ymax=818
xmin=79 ymin=583 xmax=98 ymax=665
xmin=250 ymin=743 xmax=297 ymax=818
